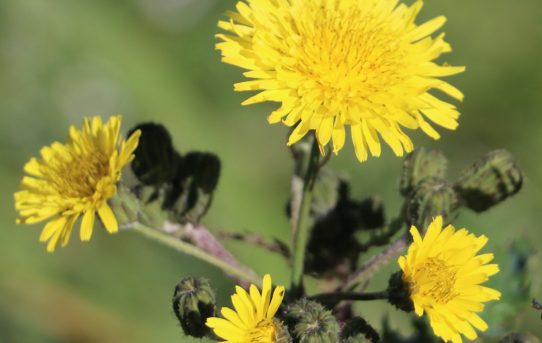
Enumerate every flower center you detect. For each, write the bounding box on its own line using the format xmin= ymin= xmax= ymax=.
xmin=410 ymin=257 xmax=458 ymax=304
xmin=290 ymin=3 xmax=408 ymax=111
xmin=48 ymin=148 xmax=113 ymax=202
xmin=248 ymin=319 xmax=277 ymax=343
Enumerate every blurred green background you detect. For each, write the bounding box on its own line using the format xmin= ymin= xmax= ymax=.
xmin=1 ymin=0 xmax=541 ymax=342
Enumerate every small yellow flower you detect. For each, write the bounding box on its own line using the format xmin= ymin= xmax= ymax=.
xmin=217 ymin=0 xmax=464 ymax=161
xmin=14 ymin=116 xmax=141 ymax=252
xmin=398 ymin=216 xmax=501 ymax=343
xmin=206 ymin=274 xmax=285 ymax=343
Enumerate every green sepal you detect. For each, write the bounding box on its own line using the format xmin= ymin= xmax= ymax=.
xmin=172 ymin=277 xmax=216 ymax=338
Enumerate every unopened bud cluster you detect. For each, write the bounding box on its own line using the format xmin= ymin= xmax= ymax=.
xmin=120 ymin=123 xmax=222 ymax=228
xmin=401 ymin=148 xmax=523 ymax=229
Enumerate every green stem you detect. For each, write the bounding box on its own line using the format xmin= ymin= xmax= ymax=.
xmin=309 ymin=290 xmax=389 ymax=307
xmin=131 ymin=223 xmax=261 ymax=285
xmin=290 ymin=139 xmax=320 ymax=296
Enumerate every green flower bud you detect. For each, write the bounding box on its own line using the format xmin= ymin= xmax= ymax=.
xmin=387 ymin=271 xmax=414 ymax=313
xmin=310 ymin=168 xmax=344 ymax=220
xmin=172 ymin=277 xmax=216 ymax=338
xmin=182 ymin=152 xmax=221 ymax=194
xmin=128 ymin=123 xmax=181 ymax=186
xmin=127 ymin=123 xmax=222 ymax=224
xmin=400 ymin=148 xmax=448 ymax=196
xmin=169 ymin=152 xmax=221 ymax=223
xmin=285 ymin=299 xmax=340 ymax=343
xmin=455 ymin=150 xmax=523 ymax=213
xmin=341 ymin=317 xmax=380 ymax=343
xmin=406 ymin=177 xmax=458 ymax=230
xmin=500 ymin=333 xmax=540 ymax=343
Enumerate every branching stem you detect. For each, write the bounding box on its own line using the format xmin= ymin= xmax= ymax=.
xmin=130 ymin=223 xmax=261 ymax=285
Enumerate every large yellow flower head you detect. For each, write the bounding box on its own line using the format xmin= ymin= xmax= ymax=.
xmin=206 ymin=274 xmax=286 ymax=342
xmin=398 ymin=216 xmax=501 ymax=343
xmin=217 ymin=0 xmax=464 ymax=161
xmin=14 ymin=116 xmax=141 ymax=252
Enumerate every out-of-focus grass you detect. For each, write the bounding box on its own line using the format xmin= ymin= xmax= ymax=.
xmin=0 ymin=0 xmax=541 ymax=341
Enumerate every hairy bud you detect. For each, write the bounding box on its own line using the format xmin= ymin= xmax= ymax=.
xmin=128 ymin=123 xmax=181 ymax=186
xmin=407 ymin=177 xmax=458 ymax=230
xmin=169 ymin=152 xmax=221 ymax=223
xmin=455 ymin=150 xmax=523 ymax=212
xmin=400 ymin=148 xmax=448 ymax=196
xmin=387 ymin=271 xmax=414 ymax=313
xmin=284 ymin=299 xmax=340 ymax=343
xmin=172 ymin=277 xmax=216 ymax=338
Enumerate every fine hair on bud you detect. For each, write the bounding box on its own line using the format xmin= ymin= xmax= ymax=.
xmin=172 ymin=277 xmax=216 ymax=338
xmin=400 ymin=148 xmax=448 ymax=197
xmin=284 ymin=299 xmax=340 ymax=343
xmin=128 ymin=122 xmax=181 ymax=186
xmin=406 ymin=177 xmax=458 ymax=230
xmin=455 ymin=149 xmax=523 ymax=213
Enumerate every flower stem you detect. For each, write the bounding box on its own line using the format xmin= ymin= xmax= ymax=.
xmin=130 ymin=223 xmax=261 ymax=285
xmin=309 ymin=290 xmax=389 ymax=307
xmin=290 ymin=139 xmax=320 ymax=296
xmin=342 ymin=235 xmax=408 ymax=291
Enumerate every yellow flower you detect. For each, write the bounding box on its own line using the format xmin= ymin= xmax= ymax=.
xmin=14 ymin=116 xmax=141 ymax=252
xmin=217 ymin=0 xmax=464 ymax=161
xmin=206 ymin=274 xmax=285 ymax=343
xmin=398 ymin=216 xmax=501 ymax=343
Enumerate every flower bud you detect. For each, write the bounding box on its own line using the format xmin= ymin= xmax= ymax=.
xmin=400 ymin=148 xmax=448 ymax=196
xmin=309 ymin=169 xmax=344 ymax=220
xmin=284 ymin=299 xmax=340 ymax=343
xmin=341 ymin=317 xmax=380 ymax=343
xmin=406 ymin=177 xmax=458 ymax=230
xmin=455 ymin=150 xmax=523 ymax=212
xmin=172 ymin=277 xmax=216 ymax=338
xmin=128 ymin=123 xmax=181 ymax=186
xmin=169 ymin=152 xmax=221 ymax=223
xmin=387 ymin=271 xmax=414 ymax=313
xmin=181 ymin=152 xmax=221 ymax=194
